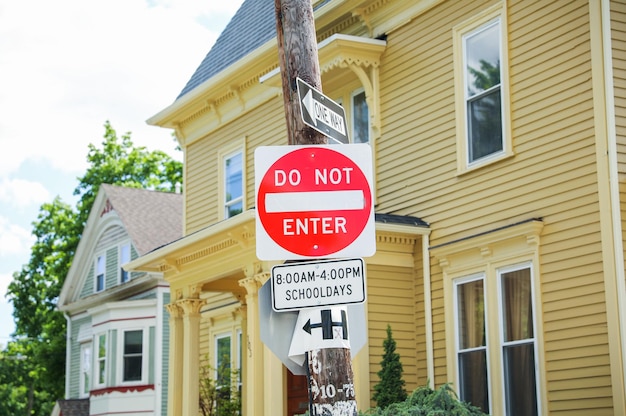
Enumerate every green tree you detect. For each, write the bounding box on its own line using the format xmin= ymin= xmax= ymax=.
xmin=4 ymin=121 xmax=182 ymax=415
xmin=372 ymin=325 xmax=407 ymax=409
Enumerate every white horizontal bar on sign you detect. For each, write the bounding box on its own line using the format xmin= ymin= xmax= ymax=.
xmin=265 ymin=190 xmax=365 ymax=213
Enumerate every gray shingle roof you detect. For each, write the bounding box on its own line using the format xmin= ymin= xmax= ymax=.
xmin=101 ymin=184 xmax=183 ymax=255
xmin=57 ymin=399 xmax=89 ymax=416
xmin=177 ymin=0 xmax=276 ymax=99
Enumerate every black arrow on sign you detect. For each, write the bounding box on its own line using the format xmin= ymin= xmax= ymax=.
xmin=303 ymin=309 xmax=348 ymax=340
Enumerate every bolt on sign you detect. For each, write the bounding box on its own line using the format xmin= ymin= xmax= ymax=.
xmin=255 ymin=144 xmax=375 ymax=260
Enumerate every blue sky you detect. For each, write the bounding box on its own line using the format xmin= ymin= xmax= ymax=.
xmin=0 ymin=0 xmax=245 ymax=345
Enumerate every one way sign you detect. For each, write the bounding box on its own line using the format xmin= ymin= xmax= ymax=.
xmin=297 ymin=77 xmax=349 ymax=144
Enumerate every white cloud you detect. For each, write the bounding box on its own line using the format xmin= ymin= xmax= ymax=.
xmin=0 ymin=178 xmax=50 ymax=208
xmin=0 ymin=0 xmax=243 ymax=177
xmin=0 ymin=217 xmax=34 ymax=258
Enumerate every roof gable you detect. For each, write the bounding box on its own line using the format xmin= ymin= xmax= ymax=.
xmin=59 ymin=185 xmax=182 ymax=310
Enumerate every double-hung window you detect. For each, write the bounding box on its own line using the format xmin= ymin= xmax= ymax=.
xmin=433 ymin=220 xmax=545 ymax=415
xmin=331 ymin=88 xmax=370 ymax=145
xmin=454 ymin=264 xmax=539 ymax=416
xmin=122 ymin=329 xmax=143 ymax=383
xmin=96 ymin=333 xmax=107 ymax=386
xmin=454 ymin=4 xmax=511 ymax=172
xmin=223 ymin=150 xmax=243 ymax=219
xmin=80 ymin=343 xmax=92 ymax=397
xmin=119 ymin=243 xmax=131 ymax=284
xmin=95 ymin=254 xmax=105 ymax=292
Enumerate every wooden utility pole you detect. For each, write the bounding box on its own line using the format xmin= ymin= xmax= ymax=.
xmin=274 ymin=0 xmax=359 ymax=415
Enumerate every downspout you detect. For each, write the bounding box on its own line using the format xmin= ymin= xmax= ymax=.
xmin=422 ymin=233 xmax=434 ymax=388
xmin=64 ymin=312 xmax=71 ymax=399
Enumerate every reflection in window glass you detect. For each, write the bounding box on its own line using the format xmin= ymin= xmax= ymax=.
xmin=456 ymin=278 xmax=489 ymax=413
xmin=464 ymin=19 xmax=503 ymax=163
xmin=98 ymin=334 xmax=107 ymax=385
xmin=225 ymin=152 xmax=243 ymax=218
xmin=352 ymin=90 xmax=369 ymax=144
xmin=123 ymin=330 xmax=143 ymax=382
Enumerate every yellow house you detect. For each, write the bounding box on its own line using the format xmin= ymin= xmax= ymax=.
xmin=127 ymin=0 xmax=626 ymax=414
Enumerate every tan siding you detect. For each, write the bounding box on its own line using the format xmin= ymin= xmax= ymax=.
xmin=375 ymin=0 xmax=612 ymax=411
xmin=185 ymin=97 xmax=286 ymax=233
xmin=366 ymin=264 xmax=417 ymax=406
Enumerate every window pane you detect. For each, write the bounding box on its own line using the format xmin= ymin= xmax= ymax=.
xmin=352 ymin=90 xmax=369 ymax=144
xmin=120 ymin=244 xmax=131 ymax=283
xmin=466 ymin=21 xmax=500 ymax=97
xmin=459 ymin=350 xmax=489 ymax=413
xmin=123 ymin=330 xmax=143 ymax=382
xmin=225 ymin=153 xmax=243 ymax=203
xmin=227 ymin=200 xmax=243 ymax=218
xmin=501 ymin=268 xmax=533 ymax=342
xmin=216 ymin=336 xmax=231 ymax=386
xmin=468 ymin=89 xmax=502 ymax=162
xmin=503 ymin=343 xmax=538 ymax=416
xmin=457 ymin=279 xmax=485 ymax=349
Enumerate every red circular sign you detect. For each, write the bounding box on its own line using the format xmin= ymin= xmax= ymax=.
xmin=257 ymin=147 xmax=372 ymax=257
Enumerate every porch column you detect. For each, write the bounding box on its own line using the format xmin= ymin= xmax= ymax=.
xmin=179 ymin=298 xmax=206 ymax=416
xmin=165 ymin=303 xmax=183 ymax=416
xmin=240 ymin=264 xmax=267 ymax=416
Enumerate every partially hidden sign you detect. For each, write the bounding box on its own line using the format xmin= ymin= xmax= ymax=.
xmin=255 ymin=144 xmax=375 ymax=260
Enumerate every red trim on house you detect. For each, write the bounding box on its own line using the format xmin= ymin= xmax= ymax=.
xmin=90 ymin=384 xmax=154 ymax=396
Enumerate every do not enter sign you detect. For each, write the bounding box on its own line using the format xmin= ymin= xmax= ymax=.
xmin=255 ymin=145 xmax=375 ymax=260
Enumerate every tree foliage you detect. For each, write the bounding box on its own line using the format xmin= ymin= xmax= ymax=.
xmin=372 ymin=325 xmax=407 ymax=409
xmin=3 ymin=121 xmax=182 ymax=415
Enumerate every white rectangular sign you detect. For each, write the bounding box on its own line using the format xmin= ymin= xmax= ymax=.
xmin=271 ymin=258 xmax=366 ymax=311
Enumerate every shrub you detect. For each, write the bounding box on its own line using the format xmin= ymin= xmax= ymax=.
xmin=372 ymin=325 xmax=407 ymax=408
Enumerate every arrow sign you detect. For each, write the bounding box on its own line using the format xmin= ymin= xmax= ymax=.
xmin=297 ymin=77 xmax=349 ymax=144
xmin=303 ymin=309 xmax=348 ymax=340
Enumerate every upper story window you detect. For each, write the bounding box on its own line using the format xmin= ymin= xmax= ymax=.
xmin=95 ymin=255 xmax=105 ymax=292
xmin=331 ymin=88 xmax=370 ymax=145
xmin=122 ymin=329 xmax=144 ymax=383
xmin=351 ymin=89 xmax=370 ymax=144
xmin=454 ymin=4 xmax=511 ymax=173
xmin=119 ymin=243 xmax=131 ymax=283
xmin=219 ymin=140 xmax=246 ymax=220
xmin=224 ymin=151 xmax=243 ymax=218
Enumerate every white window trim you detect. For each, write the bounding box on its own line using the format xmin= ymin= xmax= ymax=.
xmin=94 ymin=332 xmax=107 ymax=388
xmin=453 ymin=273 xmax=492 ymax=413
xmin=79 ymin=342 xmax=92 ymax=398
xmin=118 ymin=327 xmax=148 ymax=386
xmin=496 ymin=262 xmax=542 ymax=415
xmin=118 ymin=241 xmax=132 ymax=284
xmin=433 ymin=220 xmax=546 ymax=416
xmin=350 ymin=87 xmax=371 ymax=145
xmin=95 ymin=253 xmax=106 ymax=293
xmin=217 ymin=138 xmax=246 ymax=221
xmin=453 ymin=3 xmax=512 ymax=174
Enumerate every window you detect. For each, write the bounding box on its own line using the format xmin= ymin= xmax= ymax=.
xmin=499 ymin=266 xmax=538 ymax=416
xmin=454 ymin=5 xmax=511 ymax=172
xmin=215 ymin=334 xmax=231 ymax=387
xmin=119 ymin=243 xmax=131 ymax=283
xmin=122 ymin=330 xmax=143 ymax=382
xmin=454 ymin=265 xmax=539 ymax=416
xmin=224 ymin=151 xmax=243 ymax=219
xmin=351 ymin=89 xmax=370 ymax=144
xmin=95 ymin=255 xmax=105 ymax=292
xmin=97 ymin=333 xmax=107 ymax=386
xmin=455 ymin=276 xmax=490 ymax=412
xmin=433 ymin=220 xmax=545 ymax=415
xmin=80 ymin=343 xmax=91 ymax=397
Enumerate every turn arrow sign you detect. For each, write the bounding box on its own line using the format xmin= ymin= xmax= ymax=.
xmin=297 ymin=77 xmax=349 ymax=144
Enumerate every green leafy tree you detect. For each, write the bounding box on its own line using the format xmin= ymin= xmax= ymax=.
xmin=4 ymin=121 xmax=182 ymax=415
xmin=372 ymin=325 xmax=407 ymax=409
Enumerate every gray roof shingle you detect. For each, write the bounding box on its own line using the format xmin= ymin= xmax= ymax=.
xmin=177 ymin=0 xmax=276 ymax=99
xmin=101 ymin=184 xmax=183 ymax=255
